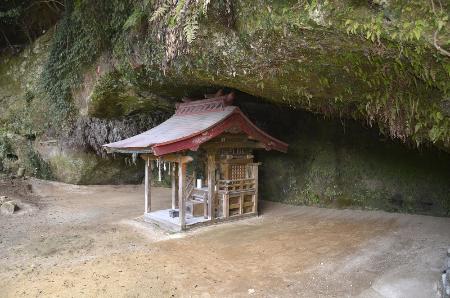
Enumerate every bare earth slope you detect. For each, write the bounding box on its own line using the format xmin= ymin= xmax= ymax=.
xmin=0 ymin=179 xmax=449 ymax=297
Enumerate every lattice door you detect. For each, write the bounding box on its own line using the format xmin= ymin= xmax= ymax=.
xmin=230 ymin=164 xmax=246 ymax=180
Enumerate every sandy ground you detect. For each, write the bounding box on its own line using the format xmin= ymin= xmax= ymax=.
xmin=0 ymin=178 xmax=449 ymax=298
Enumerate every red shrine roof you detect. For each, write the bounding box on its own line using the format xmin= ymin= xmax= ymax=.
xmin=103 ymin=93 xmax=288 ymax=156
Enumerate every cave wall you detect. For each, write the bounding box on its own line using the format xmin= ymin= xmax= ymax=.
xmin=239 ymin=99 xmax=450 ymax=216
xmin=0 ymin=32 xmax=170 ymax=184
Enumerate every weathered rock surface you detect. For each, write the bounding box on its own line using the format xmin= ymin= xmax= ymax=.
xmin=1 ymin=201 xmax=17 ymax=215
xmin=442 ymin=251 xmax=450 ymax=298
xmin=0 ymin=33 xmax=169 ymax=184
xmin=0 ymin=196 xmax=8 ymax=204
xmin=16 ymin=167 xmax=25 ymax=178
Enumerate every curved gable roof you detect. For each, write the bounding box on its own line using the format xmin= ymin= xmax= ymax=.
xmin=103 ymin=94 xmax=288 ymax=156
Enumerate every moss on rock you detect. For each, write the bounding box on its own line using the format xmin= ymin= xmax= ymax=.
xmin=242 ymin=100 xmax=450 ymax=217
xmin=31 ymin=0 xmax=448 ymax=150
xmin=47 ymin=151 xmax=144 ymax=185
xmin=106 ymin=0 xmax=450 ymax=149
xmin=88 ymin=70 xmax=173 ymax=119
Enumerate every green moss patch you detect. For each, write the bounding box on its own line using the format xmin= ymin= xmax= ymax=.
xmin=48 ymin=151 xmax=144 ymax=185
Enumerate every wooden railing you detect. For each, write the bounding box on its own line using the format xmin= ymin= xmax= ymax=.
xmin=217 ymin=178 xmax=256 ymax=194
xmin=217 ymin=178 xmax=257 ymax=218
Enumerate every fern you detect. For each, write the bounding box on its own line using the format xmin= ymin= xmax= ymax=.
xmin=201 ymin=0 xmax=210 ymax=14
xmin=174 ymin=0 xmax=186 ymax=22
xmin=184 ymin=16 xmax=199 ymax=44
xmin=143 ymin=0 xmax=152 ymax=8
xmin=150 ymin=3 xmax=170 ymax=22
xmin=150 ymin=0 xmax=214 ymax=65
xmin=123 ymin=8 xmax=145 ymax=30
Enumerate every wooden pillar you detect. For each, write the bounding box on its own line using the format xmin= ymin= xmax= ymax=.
xmin=223 ymin=194 xmax=229 ymax=218
xmin=144 ymin=158 xmax=151 ymax=213
xmin=207 ymin=150 xmax=216 ymax=221
xmin=171 ymin=163 xmax=178 ymax=210
xmin=239 ymin=194 xmax=244 ymax=215
xmin=252 ymin=163 xmax=259 ymax=215
xmin=178 ymin=160 xmax=186 ymax=230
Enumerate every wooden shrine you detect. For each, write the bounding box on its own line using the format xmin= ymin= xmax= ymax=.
xmin=103 ymin=92 xmax=288 ymax=231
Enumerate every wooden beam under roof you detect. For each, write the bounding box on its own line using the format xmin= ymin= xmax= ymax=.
xmin=141 ymin=154 xmax=193 ymax=164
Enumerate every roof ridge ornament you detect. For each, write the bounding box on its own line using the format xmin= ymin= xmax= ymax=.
xmin=175 ymin=92 xmax=235 ymax=115
xmin=204 ymin=89 xmax=225 ymax=99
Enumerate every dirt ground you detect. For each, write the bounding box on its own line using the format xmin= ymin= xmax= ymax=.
xmin=0 ymin=177 xmax=449 ymax=297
